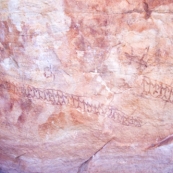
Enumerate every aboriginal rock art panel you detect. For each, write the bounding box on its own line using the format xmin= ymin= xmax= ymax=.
xmin=142 ymin=76 xmax=173 ymax=103
xmin=0 ymin=77 xmax=142 ymax=128
xmin=119 ymin=47 xmax=150 ymax=74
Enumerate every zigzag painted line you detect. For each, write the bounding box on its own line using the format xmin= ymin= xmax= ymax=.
xmin=142 ymin=76 xmax=173 ymax=104
xmin=106 ymin=107 xmax=142 ymax=127
xmin=0 ymin=78 xmax=142 ymax=127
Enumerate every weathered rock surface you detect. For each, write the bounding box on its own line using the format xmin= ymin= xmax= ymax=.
xmin=1 ymin=0 xmax=173 ymax=172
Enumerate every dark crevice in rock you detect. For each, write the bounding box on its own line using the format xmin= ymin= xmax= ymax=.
xmin=77 ymin=138 xmax=115 ymax=173
xmin=146 ymin=134 xmax=173 ymax=150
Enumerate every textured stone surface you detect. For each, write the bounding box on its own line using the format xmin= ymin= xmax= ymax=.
xmin=1 ymin=0 xmax=173 ymax=172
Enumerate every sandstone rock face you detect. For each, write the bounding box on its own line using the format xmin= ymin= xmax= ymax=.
xmin=1 ymin=0 xmax=173 ymax=172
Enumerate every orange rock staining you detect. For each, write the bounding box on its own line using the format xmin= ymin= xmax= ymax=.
xmin=1 ymin=0 xmax=173 ymax=172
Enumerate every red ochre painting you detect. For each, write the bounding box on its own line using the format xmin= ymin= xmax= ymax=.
xmin=1 ymin=0 xmax=173 ymax=173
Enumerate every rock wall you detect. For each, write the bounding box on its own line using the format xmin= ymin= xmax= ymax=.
xmin=1 ymin=0 xmax=173 ymax=172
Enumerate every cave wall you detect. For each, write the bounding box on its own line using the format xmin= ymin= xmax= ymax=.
xmin=1 ymin=0 xmax=173 ymax=172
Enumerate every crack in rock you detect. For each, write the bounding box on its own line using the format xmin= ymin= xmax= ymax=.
xmin=77 ymin=138 xmax=115 ymax=173
xmin=146 ymin=134 xmax=173 ymax=150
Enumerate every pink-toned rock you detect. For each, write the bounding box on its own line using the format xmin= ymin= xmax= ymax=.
xmin=1 ymin=0 xmax=173 ymax=172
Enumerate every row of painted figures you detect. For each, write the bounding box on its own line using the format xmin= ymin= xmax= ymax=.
xmin=0 ymin=78 xmax=142 ymax=127
xmin=142 ymin=76 xmax=173 ymax=103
